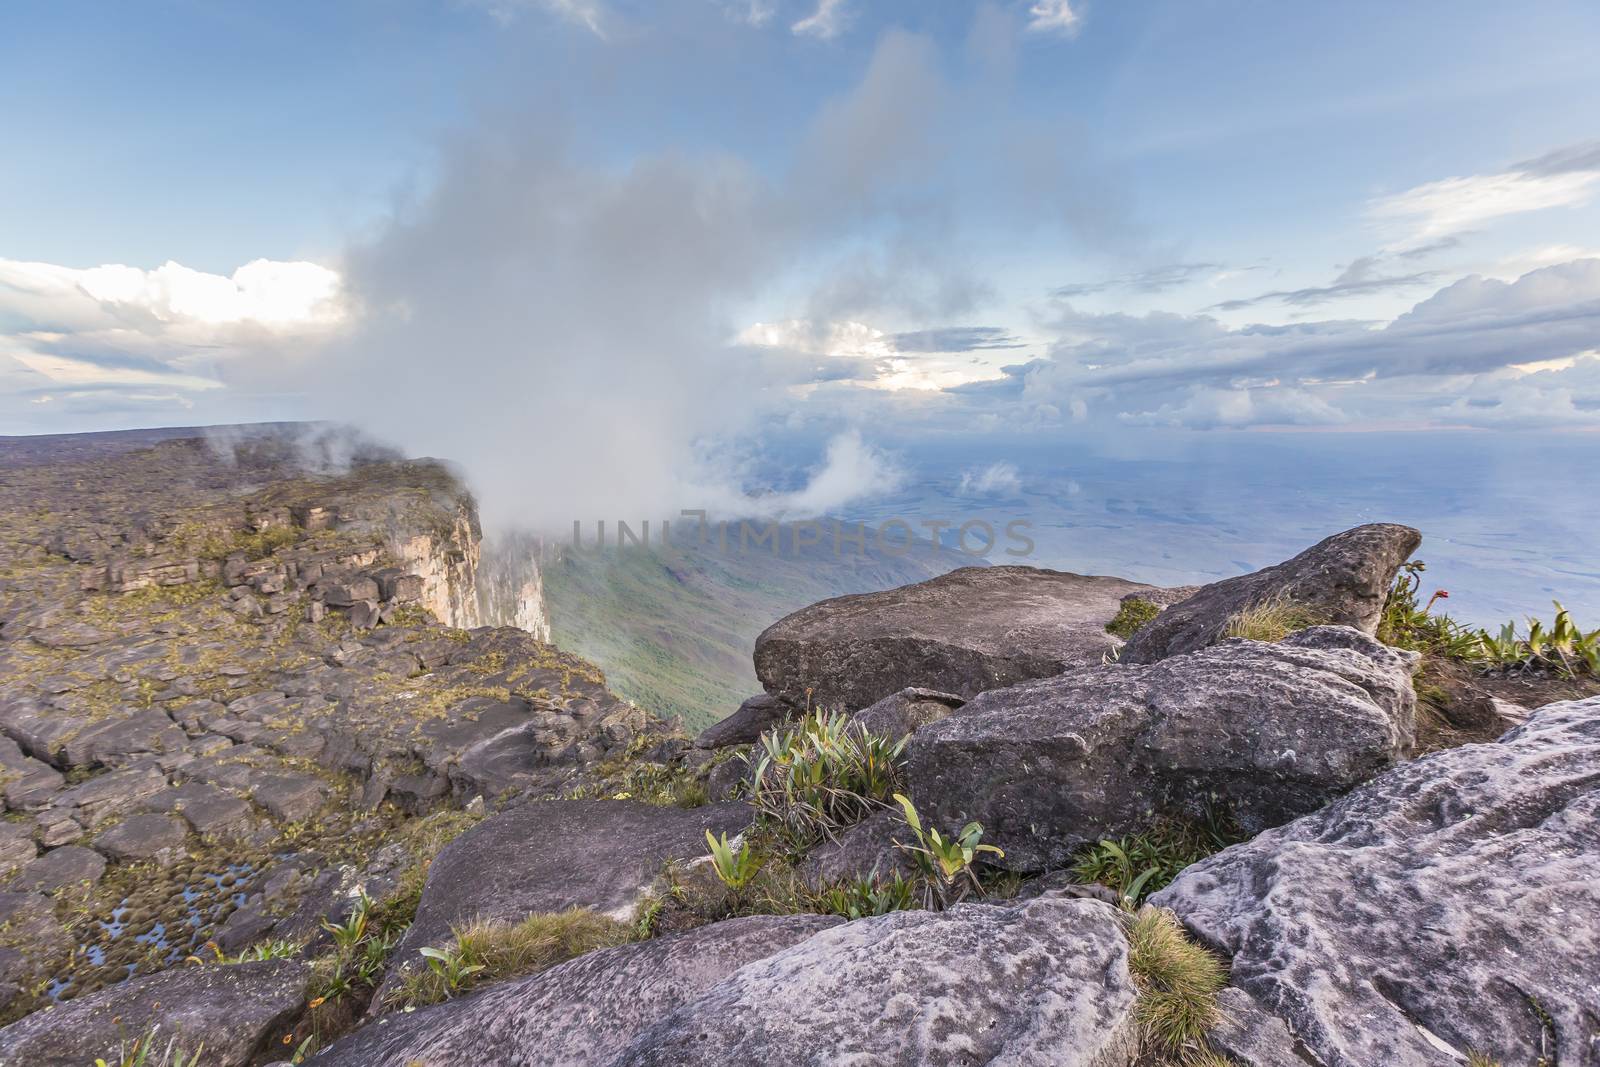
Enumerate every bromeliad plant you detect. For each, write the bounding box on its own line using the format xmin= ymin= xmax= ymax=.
xmin=891 ymin=793 xmax=1004 ymax=910
xmin=745 ymin=709 xmax=908 ymax=847
xmin=1378 ymin=561 xmax=1484 ymax=661
xmin=704 ymin=830 xmax=762 ymax=891
xmin=1475 ymin=602 xmax=1600 ymax=677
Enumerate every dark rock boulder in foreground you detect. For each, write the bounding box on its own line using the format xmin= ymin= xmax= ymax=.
xmin=611 ymin=897 xmax=1137 ymax=1066
xmin=754 ymin=565 xmax=1166 ymax=712
xmin=0 ymin=959 xmax=310 ymax=1067
xmin=908 ymin=626 xmax=1419 ymax=870
xmin=1152 ymin=696 xmax=1600 ymax=1067
xmin=315 ymin=915 xmax=843 ymax=1066
xmin=1120 ymin=523 xmax=1420 ymax=664
xmin=374 ymin=799 xmax=751 ymax=1006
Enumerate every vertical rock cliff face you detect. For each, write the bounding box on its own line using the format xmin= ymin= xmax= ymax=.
xmin=478 ymin=531 xmax=553 ymax=642
xmin=387 ymin=501 xmax=551 ymax=639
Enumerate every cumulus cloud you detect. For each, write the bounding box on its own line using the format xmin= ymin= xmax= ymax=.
xmin=1368 ymin=140 xmax=1600 ymax=248
xmin=0 ymin=257 xmax=344 ymax=428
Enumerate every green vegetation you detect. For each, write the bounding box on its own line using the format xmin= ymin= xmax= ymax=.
xmin=1072 ymin=816 xmax=1241 ymax=907
xmin=1466 ymin=1054 xmax=1503 ymax=1067
xmin=705 ymin=830 xmax=762 ymax=891
xmin=746 ymin=709 xmax=907 ymax=848
xmin=812 ymin=872 xmax=919 ymax=919
xmin=1381 ymin=560 xmax=1599 ymax=677
xmin=387 ymin=909 xmax=634 ymax=1010
xmin=231 ymin=938 xmax=303 ymax=962
xmin=1106 ymin=597 xmax=1161 ymax=639
xmin=1222 ymin=595 xmax=1318 ymax=642
xmin=1125 ymin=906 xmax=1229 ymax=1066
xmin=94 ymin=1034 xmax=206 ymax=1067
xmin=891 ymin=793 xmax=1003 ymax=910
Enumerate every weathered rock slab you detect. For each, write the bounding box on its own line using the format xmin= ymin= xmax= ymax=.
xmin=313 ymin=915 xmax=843 ymax=1066
xmin=754 ymin=565 xmax=1165 ymax=712
xmin=1121 ymin=523 xmax=1420 ymax=664
xmin=0 ymin=959 xmax=310 ymax=1067
xmin=694 ymin=693 xmax=788 ymax=749
xmin=907 ymin=626 xmax=1419 ymax=870
xmin=1152 ymin=696 xmax=1600 ymax=1067
xmin=375 ymin=799 xmax=751 ymax=1005
xmin=612 ymin=898 xmax=1140 ymax=1066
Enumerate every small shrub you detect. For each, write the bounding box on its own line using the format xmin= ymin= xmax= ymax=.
xmin=1125 ymin=906 xmax=1227 ymax=1062
xmin=746 ymin=710 xmax=907 ymax=847
xmin=231 ymin=938 xmax=302 ymax=962
xmin=386 ymin=908 xmax=632 ymax=1009
xmin=1106 ymin=598 xmax=1161 ymax=639
xmin=1222 ymin=595 xmax=1317 ymax=642
xmin=892 ymin=793 xmax=1003 ymax=910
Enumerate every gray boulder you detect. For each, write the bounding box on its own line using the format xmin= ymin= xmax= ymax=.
xmin=312 ymin=915 xmax=843 ymax=1066
xmin=375 ymin=799 xmax=751 ymax=1006
xmin=798 ymin=808 xmax=917 ymax=888
xmin=849 ymin=686 xmax=965 ymax=740
xmin=0 ymin=959 xmax=311 ymax=1067
xmin=612 ymin=897 xmax=1139 ymax=1066
xmin=907 ymin=626 xmax=1419 ymax=870
xmin=1152 ymin=696 xmax=1600 ymax=1067
xmin=694 ymin=693 xmax=789 ymax=749
xmin=754 ymin=565 xmax=1164 ymax=712
xmin=1121 ymin=523 xmax=1420 ymax=664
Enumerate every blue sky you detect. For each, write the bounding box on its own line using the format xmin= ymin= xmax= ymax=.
xmin=3 ymin=0 xmax=1600 ymax=522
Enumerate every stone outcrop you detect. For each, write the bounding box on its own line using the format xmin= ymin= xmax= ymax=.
xmin=1152 ymin=696 xmax=1600 ymax=1067
xmin=610 ymin=898 xmax=1139 ymax=1066
xmin=374 ymin=799 xmax=752 ymax=1005
xmin=314 ymin=915 xmax=845 ymax=1066
xmin=0 ymin=959 xmax=310 ymax=1067
xmin=1120 ymin=523 xmax=1420 ymax=664
xmin=906 ymin=626 xmax=1419 ymax=870
xmin=849 ymin=686 xmax=965 ymax=740
xmin=694 ymin=692 xmax=789 ymax=749
xmin=754 ymin=565 xmax=1167 ymax=712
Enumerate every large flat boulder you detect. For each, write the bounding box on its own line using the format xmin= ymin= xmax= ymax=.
xmin=0 ymin=959 xmax=310 ymax=1067
xmin=374 ymin=799 xmax=751 ymax=1005
xmin=754 ymin=566 xmax=1164 ymax=712
xmin=906 ymin=626 xmax=1419 ymax=870
xmin=313 ymin=915 xmax=843 ymax=1066
xmin=612 ymin=898 xmax=1139 ymax=1066
xmin=1152 ymin=696 xmax=1600 ymax=1067
xmin=1120 ymin=523 xmax=1420 ymax=664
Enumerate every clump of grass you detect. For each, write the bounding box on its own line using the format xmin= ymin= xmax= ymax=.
xmin=1466 ymin=1054 xmax=1503 ymax=1067
xmin=1124 ymin=906 xmax=1228 ymax=1063
xmin=746 ymin=708 xmax=907 ymax=847
xmin=385 ymin=908 xmax=632 ymax=1010
xmin=1107 ymin=597 xmax=1161 ymax=639
xmin=1222 ymin=595 xmax=1318 ymax=642
xmin=1073 ymin=814 xmax=1241 ymax=907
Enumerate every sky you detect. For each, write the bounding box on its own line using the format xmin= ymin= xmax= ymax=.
xmin=3 ymin=0 xmax=1600 ymax=530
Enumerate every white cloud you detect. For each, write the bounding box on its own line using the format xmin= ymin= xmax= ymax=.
xmin=1026 ymin=0 xmax=1083 ymax=36
xmin=0 ymin=256 xmax=344 ymax=412
xmin=737 ymin=317 xmax=1005 ymax=391
xmin=465 ymin=0 xmax=606 ymax=36
xmin=792 ymin=0 xmax=847 ymax=39
xmin=1369 ymin=144 xmax=1600 ymax=249
xmin=724 ymin=0 xmax=776 ymax=26
xmin=958 ymin=461 xmax=1023 ymax=495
